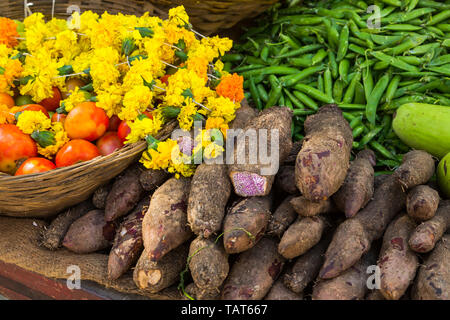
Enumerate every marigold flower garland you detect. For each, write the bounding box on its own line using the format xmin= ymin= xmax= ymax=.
xmin=0 ymin=6 xmax=244 ymax=177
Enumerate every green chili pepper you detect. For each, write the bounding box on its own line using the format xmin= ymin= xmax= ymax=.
xmin=352 ymin=125 xmax=365 ymax=138
xmin=249 ymin=76 xmax=263 ymax=110
xmin=274 ymin=44 xmax=323 ymax=59
xmin=370 ymin=51 xmax=419 ymax=72
xmin=333 ymin=79 xmax=346 ymax=103
xmin=283 ymin=88 xmax=304 ymax=109
xmin=427 ymin=10 xmax=450 ymax=26
xmin=343 ymin=70 xmax=362 ymax=104
xmin=339 ymin=59 xmax=350 ymax=83
xmin=292 ymin=90 xmax=318 ymax=110
xmin=257 ymin=84 xmax=269 ymax=102
xmin=384 ymin=75 xmax=401 ymax=104
xmin=366 ymin=72 xmax=390 ymax=125
xmin=280 ymin=65 xmax=326 ymax=87
xmin=359 ymin=126 xmax=383 ymax=146
xmin=328 ymin=50 xmax=339 ymax=79
xmin=337 ymin=24 xmax=350 ymax=62
xmin=324 ymin=68 xmax=333 ymax=99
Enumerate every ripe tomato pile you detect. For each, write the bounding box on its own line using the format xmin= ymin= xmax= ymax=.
xmin=0 ymin=79 xmax=148 ymax=176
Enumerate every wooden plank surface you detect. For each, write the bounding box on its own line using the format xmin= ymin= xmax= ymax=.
xmin=0 ymin=260 xmax=149 ymax=300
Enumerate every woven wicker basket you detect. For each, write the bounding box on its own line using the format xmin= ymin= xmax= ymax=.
xmin=0 ymin=121 xmax=177 ymax=218
xmin=148 ymin=0 xmax=280 ymax=34
xmin=0 ymin=0 xmax=279 ymax=34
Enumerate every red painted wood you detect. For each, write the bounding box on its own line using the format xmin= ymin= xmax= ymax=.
xmin=0 ymin=260 xmax=103 ymax=300
xmin=0 ymin=285 xmax=31 ymax=300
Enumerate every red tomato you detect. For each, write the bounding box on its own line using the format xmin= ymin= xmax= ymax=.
xmin=0 ymin=93 xmax=15 ymax=108
xmin=51 ymin=113 xmax=67 ymax=125
xmin=55 ymin=139 xmax=100 ymax=168
xmin=39 ymin=87 xmax=62 ymax=112
xmin=108 ymin=115 xmax=121 ymax=131
xmin=96 ymin=132 xmax=124 ymax=156
xmin=15 ymin=157 xmax=56 ymax=176
xmin=117 ymin=120 xmax=131 ymax=143
xmin=0 ymin=124 xmax=38 ymax=174
xmin=18 ymin=104 xmax=50 ymax=118
xmin=64 ymin=102 xmax=109 ymax=141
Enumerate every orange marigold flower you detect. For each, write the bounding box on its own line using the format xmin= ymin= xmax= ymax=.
xmin=215 ymin=73 xmax=244 ymax=103
xmin=0 ymin=18 xmax=19 ymax=48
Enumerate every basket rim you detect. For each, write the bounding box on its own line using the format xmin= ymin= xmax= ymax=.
xmin=0 ymin=140 xmax=147 ymax=181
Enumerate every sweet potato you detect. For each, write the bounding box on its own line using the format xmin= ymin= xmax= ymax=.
xmin=139 ymin=169 xmax=170 ymax=192
xmin=312 ymin=249 xmax=377 ymax=300
xmin=40 ymin=200 xmax=94 ymax=250
xmin=264 ymin=279 xmax=303 ymax=300
xmin=393 ymin=150 xmax=435 ymax=189
xmin=107 ymin=198 xmax=149 ymax=280
xmin=105 ymin=164 xmax=146 ymax=221
xmin=319 ymin=175 xmax=406 ymax=279
xmin=278 ymin=215 xmax=330 ymax=259
xmin=332 ymin=149 xmax=376 ymax=218
xmin=92 ymin=182 xmax=112 ymax=209
xmin=62 ymin=209 xmax=116 ymax=254
xmin=378 ymin=214 xmax=419 ymax=300
xmin=409 ymin=200 xmax=450 ymax=253
xmin=223 ymin=195 xmax=272 ymax=254
xmin=274 ymin=166 xmax=298 ymax=195
xmin=283 ymin=140 xmax=303 ymax=165
xmin=406 ymin=185 xmax=440 ymax=222
xmin=133 ymin=243 xmax=189 ymax=293
xmin=183 ymin=283 xmax=221 ymax=300
xmin=267 ymin=196 xmax=297 ymax=238
xmin=289 ymin=196 xmax=333 ymax=217
xmin=188 ymin=236 xmax=229 ymax=290
xmin=228 ymin=106 xmax=293 ymax=197
xmin=365 ymin=290 xmax=386 ymax=300
xmin=295 ymin=104 xmax=353 ymax=202
xmin=374 ymin=174 xmax=391 ymax=189
xmin=142 ymin=177 xmax=192 ymax=261
xmin=412 ymin=234 xmax=450 ymax=300
xmin=187 ymin=163 xmax=231 ymax=238
xmin=221 ymin=237 xmax=286 ymax=300
xmin=229 ymin=98 xmax=258 ymax=130
xmin=283 ymin=237 xmax=330 ymax=294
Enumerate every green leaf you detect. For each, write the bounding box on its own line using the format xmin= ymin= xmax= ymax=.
xmin=14 ymin=111 xmax=23 ymax=121
xmin=128 ymin=55 xmax=148 ymax=63
xmin=122 ymin=38 xmax=136 ymax=57
xmin=161 ymin=106 xmax=181 ymax=119
xmin=89 ymin=96 xmax=98 ymax=102
xmin=192 ymin=113 xmax=205 ymax=122
xmin=182 ymin=88 xmax=194 ymax=99
xmin=142 ymin=76 xmax=156 ymax=90
xmin=145 ymin=135 xmax=160 ymax=150
xmin=80 ymin=82 xmax=94 ymax=92
xmin=0 ymin=66 xmax=4 ymax=75
xmin=31 ymin=131 xmax=56 ymax=148
xmin=177 ymin=39 xmax=187 ymax=50
xmin=135 ymin=27 xmax=154 ymax=38
xmin=55 ymin=102 xmax=67 ymax=114
xmin=175 ymin=50 xmax=188 ymax=62
xmin=58 ymin=65 xmax=74 ymax=76
xmin=137 ymin=113 xmax=149 ymax=121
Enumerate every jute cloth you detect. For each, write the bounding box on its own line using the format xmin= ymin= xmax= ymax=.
xmin=0 ymin=216 xmax=180 ymax=299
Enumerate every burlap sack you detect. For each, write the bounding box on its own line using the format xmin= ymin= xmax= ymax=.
xmin=0 ymin=216 xmax=181 ymax=299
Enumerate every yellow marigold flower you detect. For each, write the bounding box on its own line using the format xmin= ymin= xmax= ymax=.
xmin=206 ymin=96 xmax=237 ymax=123
xmin=205 ymin=116 xmax=229 ymax=138
xmin=169 ymin=154 xmax=196 ymax=178
xmin=215 ymin=73 xmax=244 ymax=103
xmin=20 ymin=48 xmax=64 ymax=101
xmin=120 ymin=85 xmax=153 ymax=121
xmin=16 ymin=110 xmax=51 ymax=134
xmin=140 ymin=138 xmax=178 ymax=170
xmin=37 ymin=122 xmax=70 ymax=159
xmin=0 ymin=18 xmax=19 ymax=48
xmin=0 ymin=46 xmax=23 ymax=94
xmin=125 ymin=112 xmax=164 ymax=144
xmin=177 ymin=100 xmax=198 ymax=131
xmin=61 ymin=86 xmax=87 ymax=113
xmin=96 ymin=84 xmax=123 ymax=117
xmin=165 ymin=68 xmax=208 ymax=107
xmin=187 ymin=56 xmax=209 ymax=80
xmin=0 ymin=104 xmax=15 ymax=124
xmin=168 ymin=5 xmax=190 ymax=27
xmin=203 ymin=141 xmax=224 ymax=160
xmin=90 ymin=47 xmax=120 ymax=92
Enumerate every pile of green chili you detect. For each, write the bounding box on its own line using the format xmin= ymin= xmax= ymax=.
xmin=223 ymin=0 xmax=450 ymax=170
